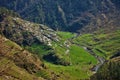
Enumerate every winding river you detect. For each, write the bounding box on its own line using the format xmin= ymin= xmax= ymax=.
xmin=67 ymin=33 xmax=106 ymax=72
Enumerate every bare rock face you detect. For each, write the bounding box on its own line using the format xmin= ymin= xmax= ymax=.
xmin=0 ymin=15 xmax=59 ymax=46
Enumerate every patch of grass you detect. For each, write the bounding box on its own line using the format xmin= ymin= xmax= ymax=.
xmin=5 ymin=40 xmax=21 ymax=49
xmin=0 ymin=58 xmax=40 ymax=80
xmin=36 ymin=70 xmax=50 ymax=80
xmin=3 ymin=40 xmax=22 ymax=55
xmin=24 ymin=43 xmax=52 ymax=58
xmin=69 ymin=44 xmax=97 ymax=65
xmin=57 ymin=31 xmax=75 ymax=40
xmin=45 ymin=62 xmax=94 ymax=80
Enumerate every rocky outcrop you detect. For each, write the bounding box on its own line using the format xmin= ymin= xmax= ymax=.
xmin=0 ymin=8 xmax=72 ymax=67
xmin=0 ymin=15 xmax=59 ymax=46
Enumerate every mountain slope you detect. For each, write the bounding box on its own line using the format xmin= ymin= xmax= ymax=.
xmin=0 ymin=0 xmax=120 ymax=32
xmin=73 ymin=30 xmax=120 ymax=59
xmin=0 ymin=35 xmax=45 ymax=80
xmin=0 ymin=3 xmax=120 ymax=80
xmin=0 ymin=7 xmax=59 ymax=46
xmin=0 ymin=8 xmax=98 ymax=80
xmin=90 ymin=56 xmax=120 ymax=80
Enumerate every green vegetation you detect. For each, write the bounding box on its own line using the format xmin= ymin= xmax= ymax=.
xmin=51 ymin=32 xmax=97 ymax=79
xmin=45 ymin=62 xmax=94 ymax=80
xmin=57 ymin=31 xmax=75 ymax=40
xmin=5 ymin=39 xmax=21 ymax=49
xmin=0 ymin=35 xmax=44 ymax=80
xmin=25 ymin=43 xmax=52 ymax=58
xmin=69 ymin=44 xmax=97 ymax=65
xmin=73 ymin=30 xmax=120 ymax=59
xmin=43 ymin=30 xmax=120 ymax=80
xmin=45 ymin=44 xmax=97 ymax=80
xmin=1 ymin=10 xmax=119 ymax=79
xmin=36 ymin=70 xmax=50 ymax=80
xmin=23 ymin=31 xmax=97 ymax=80
xmin=0 ymin=2 xmax=120 ymax=79
xmin=0 ymin=58 xmax=38 ymax=80
xmin=1 ymin=28 xmax=120 ymax=80
xmin=91 ymin=57 xmax=120 ymax=80
xmin=0 ymin=7 xmax=20 ymax=17
xmin=1 ymin=0 xmax=119 ymax=32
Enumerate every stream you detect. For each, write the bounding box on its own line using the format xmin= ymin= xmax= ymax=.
xmin=83 ymin=46 xmax=105 ymax=72
xmin=67 ymin=33 xmax=106 ymax=72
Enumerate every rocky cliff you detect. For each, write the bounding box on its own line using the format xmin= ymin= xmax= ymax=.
xmin=0 ymin=8 xmax=59 ymax=46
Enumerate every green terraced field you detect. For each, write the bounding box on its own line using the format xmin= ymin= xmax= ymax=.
xmin=24 ymin=30 xmax=120 ymax=80
xmin=73 ymin=30 xmax=120 ymax=59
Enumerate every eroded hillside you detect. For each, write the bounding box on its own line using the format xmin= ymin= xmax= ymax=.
xmin=0 ymin=35 xmax=45 ymax=80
